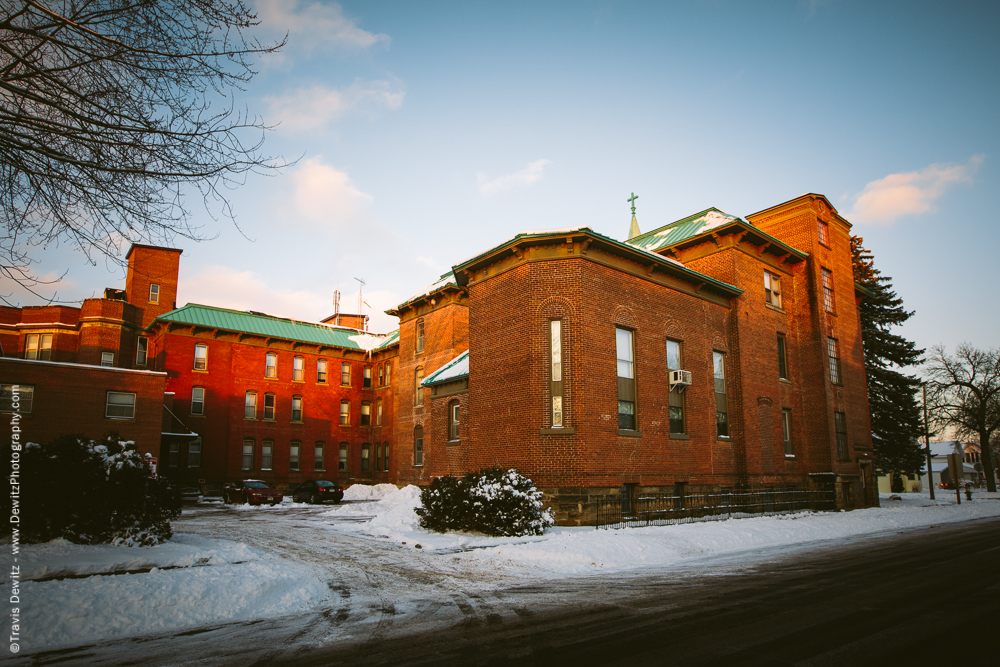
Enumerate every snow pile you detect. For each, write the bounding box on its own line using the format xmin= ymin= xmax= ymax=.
xmin=348 ymin=332 xmax=385 ymax=351
xmin=17 ymin=535 xmax=328 ymax=651
xmin=343 ymin=483 xmax=401 ymax=501
xmin=365 ymin=485 xmax=423 ymax=537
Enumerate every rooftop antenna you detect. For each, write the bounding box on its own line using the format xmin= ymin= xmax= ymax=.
xmin=333 ymin=289 xmax=341 ymax=317
xmin=354 ymin=277 xmax=365 ymax=329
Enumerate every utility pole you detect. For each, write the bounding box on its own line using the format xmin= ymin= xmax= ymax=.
xmin=923 ymin=383 xmax=935 ymax=500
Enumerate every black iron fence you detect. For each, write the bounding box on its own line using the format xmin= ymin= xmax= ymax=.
xmin=595 ymin=488 xmax=836 ymax=529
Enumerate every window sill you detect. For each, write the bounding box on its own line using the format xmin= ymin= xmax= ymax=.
xmin=669 ymin=433 xmax=691 ymax=440
xmin=717 ymin=436 xmax=732 ymax=441
xmin=339 ymin=424 xmax=351 ymax=428
xmin=292 ymin=380 xmax=305 ymax=384
xmin=244 ymin=418 xmax=257 ymax=422
xmin=447 ymin=439 xmax=461 ymax=445
xmin=291 ymin=421 xmax=304 ymax=425
xmin=264 ymin=376 xmax=277 ymax=381
xmin=340 ymin=384 xmax=352 ymax=389
xmin=105 ymin=417 xmax=136 ymax=422
xmin=263 ymin=418 xmax=276 ymax=423
xmin=192 ymin=369 xmax=209 ymax=374
xmin=190 ymin=414 xmax=205 ymax=418
xmin=764 ymin=303 xmax=786 ymax=314
xmin=778 ymin=378 xmax=792 ymax=384
xmin=617 ymin=429 xmax=642 ymax=438
xmin=540 ymin=428 xmax=576 ymax=435
xmin=785 ymin=455 xmax=796 ymax=460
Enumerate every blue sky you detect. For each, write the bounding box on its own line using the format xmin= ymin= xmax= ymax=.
xmin=8 ymin=0 xmax=999 ymax=355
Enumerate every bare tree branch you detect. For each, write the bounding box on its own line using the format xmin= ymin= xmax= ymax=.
xmin=0 ymin=0 xmax=289 ymax=301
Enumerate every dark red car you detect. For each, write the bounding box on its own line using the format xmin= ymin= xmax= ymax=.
xmin=292 ymin=480 xmax=344 ymax=504
xmin=224 ymin=480 xmax=283 ymax=505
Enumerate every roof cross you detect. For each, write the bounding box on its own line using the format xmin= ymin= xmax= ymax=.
xmin=627 ymin=192 xmax=638 ymax=216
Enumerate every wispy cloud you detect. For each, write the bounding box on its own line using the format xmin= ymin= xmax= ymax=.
xmin=255 ymin=0 xmax=390 ymax=52
xmin=180 ymin=265 xmax=331 ymax=321
xmin=848 ymin=155 xmax=985 ymax=224
xmin=477 ymin=159 xmax=552 ymax=197
xmin=290 ymin=157 xmax=373 ymax=226
xmin=265 ymin=80 xmax=404 ymax=132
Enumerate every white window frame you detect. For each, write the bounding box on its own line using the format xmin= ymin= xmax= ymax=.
xmin=317 ymin=359 xmax=328 ymax=383
xmin=265 ymin=352 xmax=277 ymax=378
xmin=191 ymin=386 xmax=205 ymax=415
xmin=340 ymin=400 xmax=350 ymax=425
xmin=101 ymin=351 xmax=114 ymax=367
xmin=261 ymin=439 xmax=273 ymax=470
xmin=290 ymin=441 xmax=301 ymax=471
xmin=242 ymin=438 xmax=254 ymax=470
xmin=194 ymin=343 xmax=208 ymax=370
xmin=149 ymin=283 xmax=160 ymax=304
xmin=764 ymin=272 xmax=782 ymax=309
xmin=106 ymin=391 xmax=136 ymax=419
xmin=314 ymin=442 xmax=325 ymax=471
xmin=263 ymin=392 xmax=275 ymax=421
xmin=245 ymin=391 xmax=257 ymax=419
xmin=291 ymin=395 xmax=303 ymax=422
xmin=24 ymin=333 xmax=52 ymax=360
xmin=293 ymin=356 xmax=304 ymax=382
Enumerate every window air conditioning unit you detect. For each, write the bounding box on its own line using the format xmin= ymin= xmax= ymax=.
xmin=669 ymin=370 xmax=693 ymax=391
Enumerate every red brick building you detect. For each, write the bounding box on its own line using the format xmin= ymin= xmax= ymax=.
xmin=1 ymin=193 xmax=877 ymax=521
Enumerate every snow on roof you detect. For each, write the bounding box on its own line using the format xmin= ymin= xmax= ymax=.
xmin=396 ymin=272 xmax=458 ymax=309
xmin=929 ymin=441 xmax=964 ymax=457
xmin=421 ymin=350 xmax=469 ymax=386
xmin=347 ymin=332 xmax=386 ymax=352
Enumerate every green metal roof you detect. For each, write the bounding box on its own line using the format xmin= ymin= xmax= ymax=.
xmin=453 ymin=226 xmax=742 ymax=297
xmin=630 ymin=207 xmax=807 ymax=261
xmin=376 ymin=329 xmax=400 ymax=350
xmin=154 ymin=304 xmax=392 ymax=351
xmin=422 ymin=350 xmax=469 ymax=386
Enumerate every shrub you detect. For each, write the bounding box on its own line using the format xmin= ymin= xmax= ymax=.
xmin=9 ymin=433 xmax=181 ymax=546
xmin=415 ymin=468 xmax=553 ymax=537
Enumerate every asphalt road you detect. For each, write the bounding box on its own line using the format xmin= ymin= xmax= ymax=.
xmin=292 ymin=515 xmax=1000 ymax=667
xmin=23 ymin=513 xmax=1000 ymax=667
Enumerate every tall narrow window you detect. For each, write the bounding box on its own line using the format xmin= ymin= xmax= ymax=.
xmin=263 ymin=392 xmax=275 ymax=420
xmin=834 ymin=412 xmax=848 ymax=460
xmin=265 ymin=352 xmax=277 ymax=378
xmin=106 ymin=391 xmax=136 ymax=419
xmin=414 ymin=367 xmax=424 ymax=407
xmin=413 ymin=426 xmax=424 ymax=466
xmin=666 ymin=339 xmax=684 ymax=434
xmin=315 ymin=442 xmax=325 ymax=470
xmin=385 ymin=361 xmax=391 ymax=386
xmin=317 ymin=359 xmax=328 ymax=383
xmin=383 ymin=443 xmax=390 ymax=472
xmin=149 ymin=283 xmax=160 ymax=304
xmin=361 ymin=443 xmax=370 ymax=472
xmin=415 ymin=319 xmax=425 ymax=353
xmin=245 ymin=391 xmax=257 ymax=419
xmin=360 ymin=402 xmax=371 ymax=426
xmin=341 ymin=362 xmax=351 ymax=386
xmin=363 ymin=366 xmax=372 ymax=389
xmin=550 ymin=320 xmax=564 ymax=427
xmin=194 ymin=343 xmax=208 ymax=370
xmin=242 ymin=438 xmax=254 ymax=470
xmin=818 ymin=220 xmax=830 ymax=246
xmin=449 ymin=399 xmax=460 ymax=440
xmin=339 ymin=443 xmax=348 ymax=471
xmin=136 ymin=337 xmax=148 ymax=366
xmin=376 ymin=444 xmax=382 ymax=472
xmin=777 ymin=334 xmax=788 ymax=380
xmin=713 ymin=351 xmax=729 ymax=438
xmin=293 ymin=356 xmax=305 ymax=382
xmin=291 ymin=396 xmax=303 ymax=422
xmin=191 ymin=387 xmax=205 ymax=415
xmin=261 ymin=440 xmax=273 ymax=470
xmin=24 ymin=334 xmax=52 ymax=360
xmin=376 ymin=398 xmax=383 ymax=426
xmin=290 ymin=441 xmax=301 ymax=471
xmin=101 ymin=351 xmax=115 ymax=367
xmin=188 ymin=440 xmax=202 ymax=468
xmin=378 ymin=364 xmax=384 ymax=386
xmin=616 ymin=328 xmax=636 ymax=431
xmin=340 ymin=400 xmax=350 ymax=425
xmin=827 ymin=337 xmax=842 ymax=384
xmin=822 ymin=268 xmax=835 ymax=313
xmin=764 ymin=272 xmax=782 ymax=308
xmin=782 ymin=409 xmax=793 ymax=456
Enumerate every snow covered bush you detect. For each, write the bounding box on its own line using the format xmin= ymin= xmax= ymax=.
xmin=10 ymin=433 xmax=181 ymax=545
xmin=415 ymin=468 xmax=553 ymax=537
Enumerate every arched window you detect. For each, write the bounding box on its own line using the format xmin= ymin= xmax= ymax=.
xmin=293 ymin=356 xmax=305 ymax=382
xmin=244 ymin=391 xmax=257 ymax=419
xmin=317 ymin=358 xmax=328 ymax=383
xmin=448 ymin=399 xmax=460 ymax=441
xmin=415 ymin=319 xmax=425 ymax=353
xmin=413 ymin=426 xmax=423 ymax=466
xmin=363 ymin=366 xmax=372 ymax=389
xmin=340 ymin=399 xmax=350 ymax=425
xmin=265 ymin=352 xmax=277 ymax=378
xmin=377 ymin=363 xmax=384 ymax=386
xmin=191 ymin=387 xmax=205 ymax=415
xmin=194 ymin=343 xmax=208 ymax=370
xmin=242 ymin=438 xmax=254 ymax=470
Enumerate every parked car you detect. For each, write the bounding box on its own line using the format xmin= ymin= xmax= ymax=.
xmin=292 ymin=480 xmax=344 ymax=504
xmin=224 ymin=480 xmax=283 ymax=505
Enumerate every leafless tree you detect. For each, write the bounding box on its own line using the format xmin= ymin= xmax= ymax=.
xmin=0 ymin=0 xmax=287 ymax=305
xmin=924 ymin=344 xmax=1000 ymax=492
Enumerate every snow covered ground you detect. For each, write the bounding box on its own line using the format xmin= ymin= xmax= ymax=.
xmin=10 ymin=487 xmax=1000 ymax=655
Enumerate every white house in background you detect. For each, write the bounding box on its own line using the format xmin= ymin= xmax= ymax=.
xmin=919 ymin=441 xmax=980 ymax=489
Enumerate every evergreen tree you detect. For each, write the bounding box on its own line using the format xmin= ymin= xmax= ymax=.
xmin=851 ymin=237 xmax=926 ymax=482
